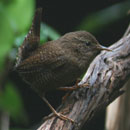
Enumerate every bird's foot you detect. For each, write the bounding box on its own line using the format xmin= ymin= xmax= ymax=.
xmin=54 ymin=111 xmax=74 ymax=123
xmin=58 ymin=79 xmax=89 ymax=91
xmin=62 ymin=92 xmax=71 ymax=103
xmin=78 ymin=82 xmax=89 ymax=88
xmin=43 ymin=111 xmax=74 ymax=123
xmin=58 ymin=79 xmax=89 ymax=102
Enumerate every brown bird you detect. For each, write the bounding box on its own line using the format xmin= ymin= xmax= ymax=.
xmin=15 ymin=8 xmax=111 ymax=122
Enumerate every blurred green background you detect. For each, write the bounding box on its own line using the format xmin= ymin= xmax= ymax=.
xmin=0 ymin=0 xmax=129 ymax=130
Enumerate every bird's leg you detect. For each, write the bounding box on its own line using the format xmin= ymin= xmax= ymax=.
xmin=61 ymin=92 xmax=71 ymax=103
xmin=58 ymin=79 xmax=89 ymax=102
xmin=42 ymin=96 xmax=74 ymax=123
xmin=58 ymin=79 xmax=89 ymax=91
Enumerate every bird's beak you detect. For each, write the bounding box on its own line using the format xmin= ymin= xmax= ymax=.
xmin=97 ymin=45 xmax=112 ymax=51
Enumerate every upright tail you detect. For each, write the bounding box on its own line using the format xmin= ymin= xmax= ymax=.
xmin=15 ymin=8 xmax=42 ymax=67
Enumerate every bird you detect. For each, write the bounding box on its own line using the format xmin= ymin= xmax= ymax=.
xmin=15 ymin=8 xmax=111 ymax=123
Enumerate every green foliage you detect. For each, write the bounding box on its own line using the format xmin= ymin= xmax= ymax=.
xmin=0 ymin=1 xmax=61 ymax=127
xmin=14 ymin=23 xmax=61 ymax=48
xmin=6 ymin=0 xmax=35 ymax=32
xmin=13 ymin=22 xmax=60 ymax=61
xmin=77 ymin=1 xmax=130 ymax=33
xmin=0 ymin=0 xmax=35 ymax=126
xmin=40 ymin=23 xmax=61 ymax=43
xmin=0 ymin=82 xmax=27 ymax=122
xmin=0 ymin=0 xmax=35 ymax=70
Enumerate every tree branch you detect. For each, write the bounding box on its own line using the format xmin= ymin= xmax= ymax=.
xmin=38 ymin=24 xmax=130 ymax=130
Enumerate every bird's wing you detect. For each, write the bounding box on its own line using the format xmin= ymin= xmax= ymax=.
xmin=16 ymin=43 xmax=68 ymax=74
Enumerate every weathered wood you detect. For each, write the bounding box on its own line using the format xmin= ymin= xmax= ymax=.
xmin=105 ymin=25 xmax=130 ymax=130
xmin=106 ymin=79 xmax=130 ymax=130
xmin=38 ymin=25 xmax=130 ymax=130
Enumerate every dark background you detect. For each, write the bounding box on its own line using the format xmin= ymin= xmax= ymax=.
xmin=10 ymin=0 xmax=129 ymax=129
xmin=36 ymin=0 xmax=129 ymax=44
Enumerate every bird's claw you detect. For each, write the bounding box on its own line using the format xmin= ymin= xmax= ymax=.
xmin=55 ymin=112 xmax=74 ymax=123
xmin=43 ymin=112 xmax=74 ymax=123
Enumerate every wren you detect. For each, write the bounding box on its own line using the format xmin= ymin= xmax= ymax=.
xmin=15 ymin=8 xmax=111 ymax=122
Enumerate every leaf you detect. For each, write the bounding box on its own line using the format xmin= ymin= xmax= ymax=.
xmin=6 ymin=0 xmax=35 ymax=33
xmin=0 ymin=82 xmax=28 ymax=122
xmin=14 ymin=23 xmax=61 ymax=48
xmin=77 ymin=1 xmax=130 ymax=33
xmin=0 ymin=0 xmax=35 ymax=70
xmin=0 ymin=5 xmax=14 ymax=68
xmin=40 ymin=23 xmax=61 ymax=43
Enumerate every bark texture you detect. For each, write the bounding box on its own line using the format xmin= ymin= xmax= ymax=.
xmin=38 ymin=25 xmax=130 ymax=130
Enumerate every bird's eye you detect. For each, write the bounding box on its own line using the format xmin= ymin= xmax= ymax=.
xmin=85 ymin=41 xmax=91 ymax=46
